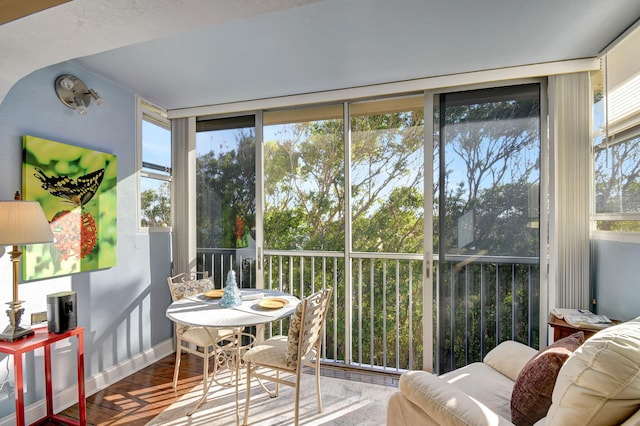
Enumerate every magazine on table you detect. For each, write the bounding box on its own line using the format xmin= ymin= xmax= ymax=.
xmin=550 ymin=308 xmax=613 ymax=330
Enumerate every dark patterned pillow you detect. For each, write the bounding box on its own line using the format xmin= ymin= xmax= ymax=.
xmin=511 ymin=331 xmax=585 ymax=426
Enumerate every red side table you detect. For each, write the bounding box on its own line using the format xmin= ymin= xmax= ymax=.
xmin=0 ymin=326 xmax=86 ymax=426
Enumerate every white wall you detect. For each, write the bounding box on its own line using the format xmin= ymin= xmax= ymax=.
xmin=0 ymin=62 xmax=173 ymax=420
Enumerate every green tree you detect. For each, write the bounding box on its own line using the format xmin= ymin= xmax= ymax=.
xmin=435 ymin=87 xmax=541 ymax=372
xmin=264 ymin=110 xmax=425 ymax=253
xmin=264 ymin=119 xmax=345 ymax=251
xmin=351 ymin=111 xmax=425 ymax=252
xmin=197 ymin=129 xmax=256 ymax=248
xmin=439 ymin=95 xmax=540 ymax=257
xmin=197 ymin=89 xmax=542 ymax=372
xmin=264 ymin=110 xmax=426 ymax=369
xmin=595 ymin=136 xmax=640 ymax=215
xmin=140 ymin=183 xmax=170 ymax=227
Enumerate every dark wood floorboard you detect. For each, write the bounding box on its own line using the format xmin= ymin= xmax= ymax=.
xmin=44 ymin=353 xmax=204 ymax=426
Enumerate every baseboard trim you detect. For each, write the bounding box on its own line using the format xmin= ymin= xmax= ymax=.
xmin=0 ymin=338 xmax=174 ymax=426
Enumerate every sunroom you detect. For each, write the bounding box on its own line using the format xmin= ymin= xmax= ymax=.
xmin=0 ymin=1 xmax=639 ymax=424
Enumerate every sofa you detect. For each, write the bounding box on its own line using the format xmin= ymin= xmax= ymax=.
xmin=387 ymin=317 xmax=640 ymax=425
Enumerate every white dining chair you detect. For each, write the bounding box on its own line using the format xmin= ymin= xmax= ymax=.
xmin=242 ymin=287 xmax=333 ymax=425
xmin=166 ymin=271 xmax=238 ymax=397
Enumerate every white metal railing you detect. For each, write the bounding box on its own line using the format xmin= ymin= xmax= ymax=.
xmin=197 ymin=248 xmax=539 ymax=374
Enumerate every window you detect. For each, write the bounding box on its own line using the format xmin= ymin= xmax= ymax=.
xmin=593 ymin=26 xmax=640 ymax=237
xmin=594 ymin=129 xmax=640 ymax=230
xmin=263 ymin=104 xmax=345 ymax=251
xmin=350 ymin=96 xmax=424 ymax=253
xmin=138 ymin=98 xmax=171 ymax=230
xmin=195 ymin=115 xmax=256 ymax=286
xmin=436 ymin=84 xmax=541 ymax=371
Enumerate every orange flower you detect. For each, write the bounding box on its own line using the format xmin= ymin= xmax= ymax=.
xmin=50 ymin=210 xmax=98 ymax=261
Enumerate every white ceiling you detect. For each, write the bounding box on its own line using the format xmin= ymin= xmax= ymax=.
xmin=2 ymin=0 xmax=640 ymax=111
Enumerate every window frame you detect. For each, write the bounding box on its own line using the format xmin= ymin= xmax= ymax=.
xmin=591 ymin=58 xmax=640 ymax=242
xmin=136 ymin=96 xmax=172 ymax=232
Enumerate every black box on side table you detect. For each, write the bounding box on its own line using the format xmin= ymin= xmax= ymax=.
xmin=47 ymin=291 xmax=77 ymax=334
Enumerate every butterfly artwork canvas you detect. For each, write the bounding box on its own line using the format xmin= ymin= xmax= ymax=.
xmin=22 ymin=135 xmax=117 ymax=280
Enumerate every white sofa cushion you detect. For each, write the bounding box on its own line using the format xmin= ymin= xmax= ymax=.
xmin=440 ymin=362 xmax=517 ymax=420
xmin=387 ymin=340 xmax=538 ymax=425
xmin=395 ymin=369 xmax=514 ymax=425
xmin=546 ymin=317 xmax=640 ymax=425
xmin=483 ymin=340 xmax=538 ymax=382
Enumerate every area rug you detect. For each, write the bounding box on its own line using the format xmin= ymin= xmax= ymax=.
xmin=146 ymin=369 xmax=397 ymax=425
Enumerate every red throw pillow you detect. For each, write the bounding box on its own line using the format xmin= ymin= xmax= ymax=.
xmin=510 ymin=331 xmax=585 ymax=426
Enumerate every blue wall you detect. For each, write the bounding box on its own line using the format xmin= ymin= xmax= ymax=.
xmin=593 ymin=239 xmax=640 ymax=321
xmin=0 ymin=62 xmax=172 ymax=418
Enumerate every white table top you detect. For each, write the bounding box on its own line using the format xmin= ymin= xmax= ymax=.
xmin=166 ymin=288 xmax=300 ymax=328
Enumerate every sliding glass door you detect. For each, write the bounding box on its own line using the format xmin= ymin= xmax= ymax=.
xmin=187 ymin=82 xmax=543 ymax=373
xmin=261 ymin=98 xmax=426 ymax=370
xmin=435 ymin=84 xmax=542 ymax=373
xmin=195 ymin=116 xmax=256 ymax=287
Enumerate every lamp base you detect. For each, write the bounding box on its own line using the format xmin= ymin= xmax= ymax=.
xmin=0 ymin=303 xmax=34 ymax=342
xmin=0 ymin=324 xmax=34 ymax=342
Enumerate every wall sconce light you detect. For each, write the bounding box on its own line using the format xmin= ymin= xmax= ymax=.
xmin=54 ymin=74 xmax=103 ymax=115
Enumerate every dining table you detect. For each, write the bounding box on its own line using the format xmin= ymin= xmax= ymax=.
xmin=165 ymin=287 xmax=300 ymax=421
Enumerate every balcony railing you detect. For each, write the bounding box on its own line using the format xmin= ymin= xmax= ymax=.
xmin=197 ymin=248 xmax=539 ymax=374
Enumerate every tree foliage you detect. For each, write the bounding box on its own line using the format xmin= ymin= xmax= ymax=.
xmin=196 ymin=86 xmax=542 ymax=372
xmin=594 ymin=135 xmax=640 ymax=216
xmin=140 ymin=183 xmax=170 ymax=227
xmin=435 ymin=88 xmax=541 ymax=372
xmin=264 ymin=120 xmax=345 ymax=251
xmin=264 ymin=110 xmax=425 ymax=253
xmin=196 ymin=129 xmax=256 ymax=248
xmin=439 ymin=95 xmax=541 ymax=257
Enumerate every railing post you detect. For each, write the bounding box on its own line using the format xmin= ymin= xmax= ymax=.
xmin=344 ymin=101 xmax=353 ymax=368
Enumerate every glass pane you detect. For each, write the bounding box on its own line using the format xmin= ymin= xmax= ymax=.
xmin=142 ymin=119 xmax=171 ymax=176
xmin=594 ymin=134 xmax=640 ymax=214
xmin=350 ymin=96 xmax=424 ymax=253
xmin=196 ymin=117 xmax=256 ymax=287
xmin=592 ymin=69 xmax=605 ymax=139
xmin=348 ymin=97 xmax=426 ymax=373
xmin=436 ymin=84 xmax=541 ymax=373
xmin=140 ymin=177 xmax=170 ymax=227
xmin=440 ymin=85 xmax=541 ymax=258
xmin=263 ymin=105 xmax=344 ymax=251
xmin=596 ymin=219 xmax=640 ymax=231
xmin=593 ymin=58 xmax=640 ymax=231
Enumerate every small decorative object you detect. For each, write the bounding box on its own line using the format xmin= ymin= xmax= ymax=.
xmin=220 ymin=270 xmax=242 ymax=308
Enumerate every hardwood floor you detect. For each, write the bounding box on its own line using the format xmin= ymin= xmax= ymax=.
xmin=49 ymin=353 xmax=203 ymax=426
xmin=45 ymin=352 xmax=399 ymax=425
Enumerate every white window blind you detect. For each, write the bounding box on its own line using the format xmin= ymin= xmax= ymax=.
xmin=603 ymin=24 xmax=640 ymax=138
xmin=549 ymin=72 xmax=592 ymax=311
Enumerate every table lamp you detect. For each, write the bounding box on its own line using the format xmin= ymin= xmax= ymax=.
xmin=0 ymin=192 xmax=54 ymax=342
